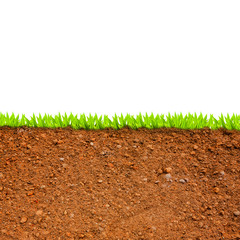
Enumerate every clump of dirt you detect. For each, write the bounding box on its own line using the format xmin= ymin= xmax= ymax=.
xmin=0 ymin=126 xmax=239 ymax=239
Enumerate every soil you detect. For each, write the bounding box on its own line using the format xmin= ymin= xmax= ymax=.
xmin=0 ymin=126 xmax=239 ymax=240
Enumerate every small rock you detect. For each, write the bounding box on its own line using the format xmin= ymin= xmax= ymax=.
xmin=107 ymin=163 xmax=114 ymax=168
xmin=90 ymin=142 xmax=94 ymax=146
xmin=151 ymin=226 xmax=156 ymax=231
xmin=62 ymin=163 xmax=68 ymax=168
xmin=20 ymin=216 xmax=28 ymax=223
xmin=220 ymin=171 xmax=225 ymax=176
xmin=59 ymin=158 xmax=64 ymax=161
xmin=165 ymin=173 xmax=172 ymax=180
xmin=192 ymin=215 xmax=198 ymax=221
xmin=147 ymin=144 xmax=153 ymax=149
xmin=163 ymin=167 xmax=172 ymax=173
xmin=233 ymin=210 xmax=240 ymax=216
xmin=97 ymin=179 xmax=103 ymax=183
xmin=69 ymin=213 xmax=74 ymax=218
xmin=36 ymin=210 xmax=43 ymax=216
xmin=157 ymin=168 xmax=163 ymax=174
xmin=0 ymin=186 xmax=3 ymax=191
xmin=179 ymin=179 xmax=186 ymax=183
xmin=198 ymin=222 xmax=204 ymax=228
xmin=214 ymin=187 xmax=220 ymax=193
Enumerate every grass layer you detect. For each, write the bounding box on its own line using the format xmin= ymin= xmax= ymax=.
xmin=0 ymin=112 xmax=240 ymax=130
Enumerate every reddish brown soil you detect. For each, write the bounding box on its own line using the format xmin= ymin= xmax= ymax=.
xmin=0 ymin=126 xmax=240 ymax=240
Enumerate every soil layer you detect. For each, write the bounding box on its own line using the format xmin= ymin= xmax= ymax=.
xmin=0 ymin=126 xmax=240 ymax=240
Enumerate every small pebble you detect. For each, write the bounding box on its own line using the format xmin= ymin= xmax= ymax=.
xmin=151 ymin=226 xmax=156 ymax=231
xmin=198 ymin=222 xmax=204 ymax=228
xmin=220 ymin=171 xmax=225 ymax=176
xmin=165 ymin=173 xmax=172 ymax=179
xmin=233 ymin=210 xmax=240 ymax=216
xmin=36 ymin=210 xmax=43 ymax=216
xmin=179 ymin=179 xmax=186 ymax=183
xmin=59 ymin=158 xmax=64 ymax=161
xmin=20 ymin=216 xmax=28 ymax=223
xmin=163 ymin=167 xmax=172 ymax=173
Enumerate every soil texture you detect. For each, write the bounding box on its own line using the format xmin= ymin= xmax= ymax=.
xmin=0 ymin=126 xmax=240 ymax=240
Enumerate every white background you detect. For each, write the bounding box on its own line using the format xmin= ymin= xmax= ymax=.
xmin=0 ymin=1 xmax=239 ymax=122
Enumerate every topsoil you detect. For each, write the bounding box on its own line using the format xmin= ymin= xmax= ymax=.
xmin=0 ymin=126 xmax=239 ymax=240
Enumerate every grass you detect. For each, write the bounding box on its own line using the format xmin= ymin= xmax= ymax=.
xmin=0 ymin=112 xmax=239 ymax=131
